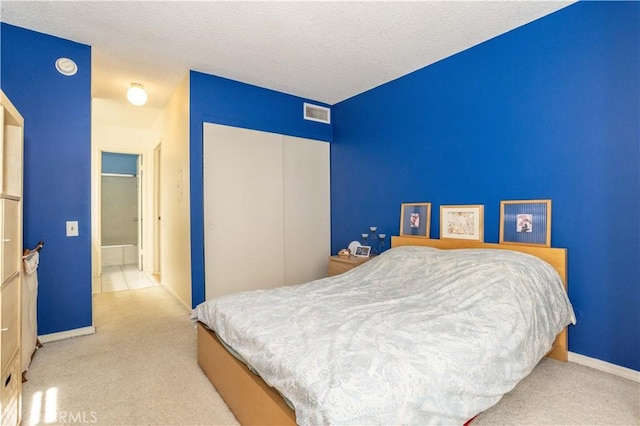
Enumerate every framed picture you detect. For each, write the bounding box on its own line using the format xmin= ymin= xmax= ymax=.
xmin=354 ymin=245 xmax=371 ymax=257
xmin=399 ymin=203 xmax=431 ymax=238
xmin=440 ymin=205 xmax=484 ymax=241
xmin=500 ymin=199 xmax=551 ymax=247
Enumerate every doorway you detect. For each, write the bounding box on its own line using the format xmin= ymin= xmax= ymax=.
xmin=100 ymin=151 xmax=155 ymax=292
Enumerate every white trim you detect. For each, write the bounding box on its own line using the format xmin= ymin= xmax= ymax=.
xmin=39 ymin=326 xmax=96 ymax=343
xmin=569 ymin=351 xmax=640 ymax=382
xmin=153 ymin=142 xmax=162 ymax=275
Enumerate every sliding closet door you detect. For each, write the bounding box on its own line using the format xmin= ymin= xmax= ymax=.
xmin=203 ymin=123 xmax=284 ymax=299
xmin=283 ymin=136 xmax=330 ymax=285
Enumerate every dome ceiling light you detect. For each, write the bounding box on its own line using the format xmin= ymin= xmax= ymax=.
xmin=127 ymin=83 xmax=148 ymax=106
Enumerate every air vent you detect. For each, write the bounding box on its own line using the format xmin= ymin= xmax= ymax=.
xmin=303 ymin=103 xmax=331 ymax=124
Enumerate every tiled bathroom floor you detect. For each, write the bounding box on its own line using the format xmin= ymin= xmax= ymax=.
xmin=96 ymin=264 xmax=160 ymax=293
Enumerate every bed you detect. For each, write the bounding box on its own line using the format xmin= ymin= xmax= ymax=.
xmin=194 ymin=237 xmax=575 ymax=425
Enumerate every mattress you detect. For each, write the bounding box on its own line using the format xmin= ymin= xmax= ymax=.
xmin=194 ymin=246 xmax=575 ymax=425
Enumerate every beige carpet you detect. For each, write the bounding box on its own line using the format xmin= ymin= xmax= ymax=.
xmin=22 ymin=287 xmax=238 ymax=425
xmin=474 ymin=357 xmax=639 ymax=425
xmin=22 ymin=286 xmax=639 ymax=425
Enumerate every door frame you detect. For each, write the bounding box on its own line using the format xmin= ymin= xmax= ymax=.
xmin=95 ymin=150 xmax=146 ymax=279
xmin=153 ymin=142 xmax=162 ymax=277
xmin=137 ymin=154 xmax=144 ymax=270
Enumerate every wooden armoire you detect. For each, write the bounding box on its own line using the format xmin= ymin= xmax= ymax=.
xmin=0 ymin=90 xmax=24 ymax=426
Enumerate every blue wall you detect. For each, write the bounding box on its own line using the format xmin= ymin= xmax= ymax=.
xmin=3 ymin=2 xmax=636 ymax=371
xmin=102 ymin=152 xmax=138 ymax=175
xmin=189 ymin=71 xmax=332 ymax=307
xmin=331 ymin=2 xmax=639 ymax=370
xmin=1 ymin=24 xmax=93 ymax=335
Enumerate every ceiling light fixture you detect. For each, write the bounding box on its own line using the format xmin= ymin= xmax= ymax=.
xmin=127 ymin=83 xmax=147 ymax=106
xmin=55 ymin=57 xmax=78 ymax=76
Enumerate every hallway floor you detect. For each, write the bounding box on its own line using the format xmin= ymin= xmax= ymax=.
xmin=22 ymin=286 xmax=238 ymax=425
xmin=95 ymin=264 xmax=160 ymax=293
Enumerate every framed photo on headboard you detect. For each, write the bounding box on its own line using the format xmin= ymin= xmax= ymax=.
xmin=440 ymin=205 xmax=484 ymax=242
xmin=399 ymin=203 xmax=431 ymax=238
xmin=500 ymin=199 xmax=551 ymax=247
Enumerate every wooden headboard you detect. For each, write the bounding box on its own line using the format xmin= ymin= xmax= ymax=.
xmin=391 ymin=236 xmax=569 ymax=361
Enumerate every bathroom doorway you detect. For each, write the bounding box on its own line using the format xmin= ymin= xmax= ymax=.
xmin=100 ymin=152 xmax=155 ymax=291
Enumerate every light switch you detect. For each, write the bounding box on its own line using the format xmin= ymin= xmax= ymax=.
xmin=66 ymin=221 xmax=79 ymax=237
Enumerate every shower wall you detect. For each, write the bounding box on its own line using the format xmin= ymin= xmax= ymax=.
xmin=101 ymin=174 xmax=138 ymax=267
xmin=101 ymin=151 xmax=139 ymax=268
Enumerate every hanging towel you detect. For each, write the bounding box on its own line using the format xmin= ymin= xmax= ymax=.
xmin=22 ymin=251 xmax=39 ymax=373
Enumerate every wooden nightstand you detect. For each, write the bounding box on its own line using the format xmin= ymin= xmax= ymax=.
xmin=328 ymin=255 xmax=370 ymax=276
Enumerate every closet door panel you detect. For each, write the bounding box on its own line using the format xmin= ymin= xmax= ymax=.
xmin=203 ymin=123 xmax=285 ymax=299
xmin=283 ymin=136 xmax=330 ymax=286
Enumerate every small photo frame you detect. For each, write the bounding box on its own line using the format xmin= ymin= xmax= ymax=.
xmin=354 ymin=245 xmax=371 ymax=257
xmin=440 ymin=205 xmax=484 ymax=241
xmin=500 ymin=199 xmax=551 ymax=247
xmin=399 ymin=203 xmax=431 ymax=238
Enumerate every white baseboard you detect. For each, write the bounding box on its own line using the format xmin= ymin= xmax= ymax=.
xmin=39 ymin=326 xmax=96 ymax=343
xmin=569 ymin=351 xmax=640 ymax=382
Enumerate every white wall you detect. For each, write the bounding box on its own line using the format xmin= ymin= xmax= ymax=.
xmin=160 ymin=74 xmax=191 ymax=308
xmin=91 ymin=98 xmax=163 ymax=278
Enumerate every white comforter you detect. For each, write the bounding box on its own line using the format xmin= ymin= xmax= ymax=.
xmin=194 ymin=246 xmax=575 ymax=425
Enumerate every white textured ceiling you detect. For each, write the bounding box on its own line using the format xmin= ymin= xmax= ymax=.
xmin=1 ymin=1 xmax=575 ymax=108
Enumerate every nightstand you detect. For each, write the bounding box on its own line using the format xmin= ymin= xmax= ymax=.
xmin=328 ymin=255 xmax=370 ymax=277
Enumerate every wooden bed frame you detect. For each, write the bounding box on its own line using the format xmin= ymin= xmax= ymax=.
xmin=197 ymin=237 xmax=569 ymax=425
